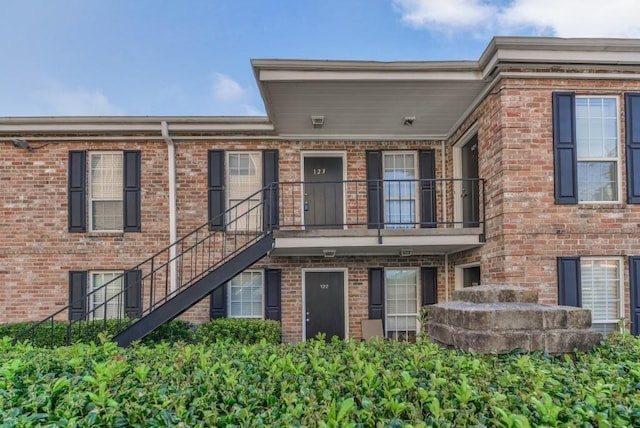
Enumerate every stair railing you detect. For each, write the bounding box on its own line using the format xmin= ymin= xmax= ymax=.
xmin=13 ymin=183 xmax=277 ymax=347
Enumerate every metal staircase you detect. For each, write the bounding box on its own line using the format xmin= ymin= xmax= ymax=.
xmin=13 ymin=185 xmax=278 ymax=347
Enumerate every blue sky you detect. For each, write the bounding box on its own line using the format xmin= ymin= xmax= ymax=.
xmin=1 ymin=0 xmax=639 ymax=117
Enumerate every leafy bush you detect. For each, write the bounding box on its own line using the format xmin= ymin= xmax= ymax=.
xmin=143 ymin=319 xmax=195 ymax=344
xmin=2 ymin=335 xmax=639 ymax=426
xmin=194 ymin=318 xmax=281 ymax=344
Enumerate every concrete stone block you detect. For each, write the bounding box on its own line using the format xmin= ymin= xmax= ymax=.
xmin=542 ymin=308 xmax=568 ymax=330
xmin=566 ymin=308 xmax=592 ymax=329
xmin=429 ymin=306 xmax=446 ymax=324
xmin=428 ymin=322 xmax=455 ymax=346
xmin=446 ymin=307 xmax=466 ymax=328
xmin=493 ymin=307 xmax=543 ymax=330
xmin=464 ymin=308 xmax=494 ymax=330
xmin=545 ymin=330 xmax=602 ymax=353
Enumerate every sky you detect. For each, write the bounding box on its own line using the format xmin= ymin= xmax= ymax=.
xmin=1 ymin=0 xmax=640 ymax=117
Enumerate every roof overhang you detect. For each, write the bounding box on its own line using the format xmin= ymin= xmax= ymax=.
xmin=253 ymin=36 xmax=640 ymax=140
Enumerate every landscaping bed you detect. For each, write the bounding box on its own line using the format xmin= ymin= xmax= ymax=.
xmin=1 ymin=334 xmax=639 ymax=426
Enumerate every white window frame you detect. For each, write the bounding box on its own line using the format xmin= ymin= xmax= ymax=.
xmin=88 ymin=151 xmax=124 ymax=232
xmin=226 ymin=151 xmax=263 ymax=231
xmin=384 ymin=267 xmax=419 ymax=340
xmin=575 ymin=96 xmax=622 ymax=204
xmin=454 ymin=262 xmax=481 ymax=290
xmin=580 ymin=257 xmax=624 ymax=336
xmin=227 ymin=270 xmax=264 ymax=319
xmin=382 ymin=151 xmax=419 ymax=229
xmin=89 ymin=271 xmax=124 ymax=320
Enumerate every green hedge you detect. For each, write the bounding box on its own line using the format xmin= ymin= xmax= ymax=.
xmin=194 ymin=318 xmax=281 ymax=344
xmin=3 ymin=318 xmax=281 ymax=347
xmin=1 ymin=333 xmax=639 ymax=426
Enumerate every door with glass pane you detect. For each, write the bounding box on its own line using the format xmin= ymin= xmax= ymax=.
xmin=385 ymin=268 xmax=418 ymax=341
xmin=383 ymin=153 xmax=416 ymax=228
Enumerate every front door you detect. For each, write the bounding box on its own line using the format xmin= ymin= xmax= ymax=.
xmin=461 ymin=135 xmax=480 ymax=227
xmin=303 ymin=157 xmax=343 ymax=228
xmin=304 ymin=271 xmax=345 ymax=340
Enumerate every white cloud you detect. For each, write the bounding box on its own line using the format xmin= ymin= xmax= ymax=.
xmin=393 ymin=0 xmax=640 ymax=38
xmin=36 ymin=85 xmax=124 ymax=116
xmin=209 ymin=73 xmax=264 ymax=116
xmin=211 ymin=73 xmax=247 ymax=101
xmin=393 ymin=0 xmax=498 ymax=29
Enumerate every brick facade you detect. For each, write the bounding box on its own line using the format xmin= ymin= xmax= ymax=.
xmin=2 ymin=37 xmax=640 ymax=341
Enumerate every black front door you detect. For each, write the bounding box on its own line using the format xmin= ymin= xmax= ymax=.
xmin=304 ymin=157 xmax=343 ymax=228
xmin=461 ymin=135 xmax=480 ymax=227
xmin=305 ymin=271 xmax=345 ymax=340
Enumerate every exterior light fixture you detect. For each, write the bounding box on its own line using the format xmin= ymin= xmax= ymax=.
xmin=402 ymin=116 xmax=416 ymax=126
xmin=311 ymin=115 xmax=325 ymax=128
xmin=12 ymin=138 xmax=34 ymax=151
xmin=322 ymin=249 xmax=336 ymax=258
xmin=400 ymin=249 xmax=413 ymax=257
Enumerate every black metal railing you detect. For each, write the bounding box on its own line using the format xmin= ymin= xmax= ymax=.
xmin=13 ymin=185 xmax=275 ymax=347
xmin=275 ymin=178 xmax=485 ymax=235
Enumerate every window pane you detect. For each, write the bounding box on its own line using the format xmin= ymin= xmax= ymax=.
xmin=577 ymin=162 xmax=617 ymax=202
xmin=383 ymin=154 xmax=416 ymax=228
xmin=92 ymin=272 xmax=123 ymax=320
xmin=90 ymin=153 xmax=124 ymax=230
xmin=580 ymin=259 xmax=620 ymax=337
xmin=385 ymin=269 xmax=417 ymax=341
xmin=228 ymin=153 xmax=262 ymax=230
xmin=228 ymin=271 xmax=263 ymax=318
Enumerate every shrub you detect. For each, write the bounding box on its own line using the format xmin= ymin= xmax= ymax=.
xmin=194 ymin=318 xmax=281 ymax=344
xmin=144 ymin=319 xmax=195 ymax=344
xmin=1 ymin=336 xmax=639 ymax=426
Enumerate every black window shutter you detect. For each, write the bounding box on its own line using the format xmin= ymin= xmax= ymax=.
xmin=557 ymin=257 xmax=581 ymax=307
xmin=419 ymin=150 xmax=437 ymax=228
xmin=123 ymin=151 xmax=141 ymax=232
xmin=264 ymin=268 xmax=282 ymax=321
xmin=366 ymin=151 xmax=383 ymax=229
xmin=69 ymin=271 xmax=87 ymax=320
xmin=552 ymin=92 xmax=578 ymax=204
xmin=629 ymin=256 xmax=640 ymax=336
xmin=625 ymin=94 xmax=640 ymax=203
xmin=68 ymin=151 xmax=87 ymax=232
xmin=263 ymin=150 xmax=279 ymax=230
xmin=208 ymin=150 xmax=225 ymax=231
xmin=124 ymin=269 xmax=142 ymax=318
xmin=210 ymin=283 xmax=227 ymax=319
xmin=368 ymin=268 xmax=385 ymax=323
xmin=421 ymin=267 xmax=438 ymax=306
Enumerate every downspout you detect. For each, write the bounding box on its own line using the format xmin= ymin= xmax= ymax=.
xmin=444 ymin=253 xmax=449 ymax=302
xmin=161 ymin=121 xmax=178 ymax=294
xmin=441 ymin=140 xmax=447 ymax=225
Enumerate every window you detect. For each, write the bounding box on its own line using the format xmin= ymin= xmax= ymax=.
xmin=90 ymin=271 xmax=124 ymax=320
xmin=227 ymin=152 xmax=262 ymax=231
xmin=383 ymin=153 xmax=416 ymax=228
xmin=385 ymin=268 xmax=418 ymax=340
xmin=228 ymin=270 xmax=263 ymax=318
xmin=581 ymin=258 xmax=622 ymax=336
xmin=90 ymin=152 xmax=124 ymax=231
xmin=575 ymin=97 xmax=620 ymax=202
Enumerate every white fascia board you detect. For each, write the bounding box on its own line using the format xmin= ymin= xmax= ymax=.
xmin=258 ymin=69 xmax=483 ymax=82
xmin=277 ymin=133 xmax=447 ymax=141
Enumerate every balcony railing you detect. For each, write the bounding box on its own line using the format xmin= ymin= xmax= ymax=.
xmin=272 ymin=178 xmax=485 ymax=238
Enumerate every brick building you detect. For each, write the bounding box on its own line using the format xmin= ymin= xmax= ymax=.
xmin=2 ymin=36 xmax=640 ymax=343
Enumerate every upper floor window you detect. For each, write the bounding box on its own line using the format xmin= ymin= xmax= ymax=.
xmin=227 ymin=152 xmax=262 ymax=231
xmin=68 ymin=150 xmax=140 ymax=233
xmin=575 ymin=97 xmax=620 ymax=202
xmin=383 ymin=152 xmax=417 ymax=228
xmin=90 ymin=152 xmax=124 ymax=231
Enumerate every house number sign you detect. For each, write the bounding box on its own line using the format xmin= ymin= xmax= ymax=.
xmin=313 ymin=168 xmax=326 ymax=175
xmin=320 ymin=283 xmax=329 ymax=289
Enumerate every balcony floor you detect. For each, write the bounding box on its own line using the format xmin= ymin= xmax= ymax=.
xmin=271 ymin=227 xmax=484 ymax=257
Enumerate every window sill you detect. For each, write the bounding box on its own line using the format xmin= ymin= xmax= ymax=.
xmin=88 ymin=231 xmax=125 ymax=238
xmin=577 ymin=202 xmax=625 ymax=210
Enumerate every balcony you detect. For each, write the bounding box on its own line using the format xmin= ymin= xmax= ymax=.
xmin=267 ymin=178 xmax=485 ymax=257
